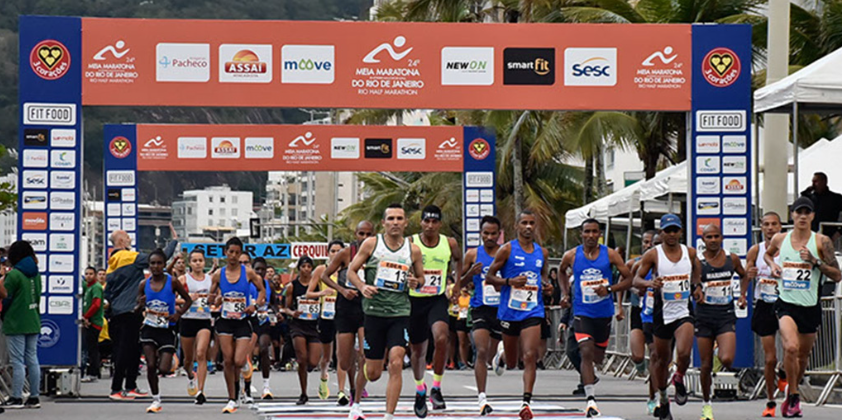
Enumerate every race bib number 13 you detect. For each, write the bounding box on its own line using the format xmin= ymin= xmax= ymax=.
xmin=375 ymin=261 xmax=409 ymax=292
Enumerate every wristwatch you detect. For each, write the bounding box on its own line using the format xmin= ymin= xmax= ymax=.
xmin=815 ymin=258 xmax=824 ymax=267
xmin=606 ymin=285 xmax=613 ymax=293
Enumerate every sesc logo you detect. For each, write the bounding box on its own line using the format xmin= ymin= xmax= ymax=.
xmin=22 ymin=170 xmax=48 ymax=189
xmin=281 ymin=45 xmax=335 ymax=85
xmin=244 ymin=137 xmax=274 ymax=159
xmin=397 ymin=138 xmax=426 ymax=160
xmin=441 ymin=47 xmax=494 ymax=86
xmin=564 ymin=48 xmax=617 ymax=86
xmin=178 ymin=137 xmax=207 ymax=159
xmin=503 ymin=48 xmax=554 ymax=85
xmin=219 ymin=44 xmax=272 ymax=83
xmin=331 ymin=138 xmax=360 ymax=159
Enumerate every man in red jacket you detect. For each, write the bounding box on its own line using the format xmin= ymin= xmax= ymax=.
xmin=83 ymin=266 xmax=105 ymax=382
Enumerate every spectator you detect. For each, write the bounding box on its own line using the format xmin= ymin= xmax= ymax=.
xmin=1 ymin=240 xmax=42 ymax=409
xmin=549 ymin=268 xmax=561 ymax=306
xmin=104 ymin=227 xmax=178 ymax=400
xmin=801 ymin=171 xmax=842 ymax=240
xmin=82 ymin=266 xmax=105 ymax=382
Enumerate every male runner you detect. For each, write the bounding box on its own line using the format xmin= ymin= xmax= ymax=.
xmin=558 ymin=219 xmax=633 ymax=417
xmin=695 ymin=224 xmax=746 ymax=420
xmin=634 ymin=233 xmax=663 ymax=415
xmin=178 ymin=249 xmax=213 ymax=404
xmin=485 ymin=210 xmax=552 ymax=420
xmin=634 ymin=214 xmax=701 ymax=420
xmin=320 ymin=221 xmax=375 ymax=405
xmin=745 ymin=212 xmax=784 ymax=417
xmin=309 ymin=241 xmax=346 ymax=401
xmin=764 ymin=197 xmax=841 ymax=417
xmin=209 ymin=237 xmax=265 ymax=414
xmin=347 ymin=204 xmax=425 ymax=420
xmin=137 ymin=249 xmax=192 ymax=413
xmin=408 ymin=205 xmax=462 ymax=416
xmin=252 ymin=257 xmax=276 ymax=400
xmin=627 ymin=230 xmax=655 ymax=377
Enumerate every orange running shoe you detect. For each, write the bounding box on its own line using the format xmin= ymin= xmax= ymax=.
xmin=763 ymin=401 xmax=776 ymax=417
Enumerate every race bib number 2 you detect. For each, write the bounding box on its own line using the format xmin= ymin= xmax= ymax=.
xmin=782 ymin=262 xmax=812 ymax=290
xmin=661 ymin=275 xmax=690 ymax=302
xmin=508 ymin=285 xmax=539 ymax=311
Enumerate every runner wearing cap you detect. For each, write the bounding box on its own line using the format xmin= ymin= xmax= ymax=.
xmin=634 ymin=214 xmax=701 ymax=420
xmin=558 ymin=219 xmax=633 ymax=418
xmin=408 ymin=205 xmax=463 ymax=416
xmin=764 ymin=197 xmax=842 ymax=417
xmin=745 ymin=211 xmax=784 ymax=417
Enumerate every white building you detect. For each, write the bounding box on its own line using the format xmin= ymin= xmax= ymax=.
xmin=172 ymin=185 xmax=254 ymax=240
xmin=0 ymin=172 xmax=17 ymax=247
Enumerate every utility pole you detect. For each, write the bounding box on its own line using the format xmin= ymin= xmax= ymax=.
xmin=762 ymin=0 xmax=791 ymax=216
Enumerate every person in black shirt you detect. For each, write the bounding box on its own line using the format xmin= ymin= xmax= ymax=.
xmin=801 ymin=172 xmax=842 ymax=240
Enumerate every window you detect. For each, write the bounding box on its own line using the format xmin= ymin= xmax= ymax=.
xmin=232 ymin=209 xmax=238 ymax=216
xmin=220 ymin=208 xmax=226 ymax=217
xmin=209 ymin=209 xmax=214 ymax=216
xmin=232 ymin=196 xmax=238 ymax=204
xmin=606 ymin=148 xmax=615 ymax=171
xmin=209 ymin=196 xmax=214 ymax=203
xmin=187 ymin=207 xmax=193 ymax=215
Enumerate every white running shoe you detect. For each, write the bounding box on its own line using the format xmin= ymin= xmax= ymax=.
xmin=146 ymin=400 xmax=162 ymax=413
xmin=349 ymin=403 xmax=366 ymax=420
xmin=492 ymin=342 xmax=505 ymax=376
xmin=187 ymin=378 xmax=198 ymax=396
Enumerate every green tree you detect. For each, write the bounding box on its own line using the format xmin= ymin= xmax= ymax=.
xmin=0 ymin=145 xmax=14 ymax=212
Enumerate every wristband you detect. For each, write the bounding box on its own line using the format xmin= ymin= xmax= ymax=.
xmin=506 ymin=278 xmax=510 ymax=286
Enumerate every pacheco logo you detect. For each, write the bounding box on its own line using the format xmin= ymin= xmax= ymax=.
xmin=702 ymin=47 xmax=740 ymax=88
xmin=109 ymin=136 xmax=132 ymax=159
xmin=30 ymin=40 xmax=71 ymax=80
xmin=468 ymin=138 xmax=490 ymax=160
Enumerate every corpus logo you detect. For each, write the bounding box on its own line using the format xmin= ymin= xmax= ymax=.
xmin=220 ymin=45 xmax=272 ymax=83
xmin=503 ymin=48 xmax=554 ymax=85
xmin=441 ymin=47 xmax=494 ymax=86
xmin=564 ymin=48 xmax=617 ymax=86
xmin=281 ymin=45 xmax=334 ymax=84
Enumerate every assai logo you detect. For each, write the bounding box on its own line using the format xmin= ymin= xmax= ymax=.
xmin=51 ymin=150 xmax=76 ymax=168
xmin=109 ymin=136 xmax=132 ymax=159
xmin=723 ymin=177 xmax=746 ymax=195
xmin=140 ymin=136 xmax=168 ymax=160
xmin=22 ymin=170 xmax=48 ymax=189
xmin=24 ymin=129 xmax=49 ymax=147
xmin=331 ymin=138 xmax=360 ymax=159
xmin=50 ymin=171 xmax=75 ymax=190
xmin=564 ymin=48 xmax=617 ymax=86
xmin=702 ymin=47 xmax=741 ymax=88
xmin=364 ymin=138 xmax=392 ymax=159
xmin=211 ymin=137 xmax=241 ymax=159
xmin=156 ymin=43 xmax=210 ymax=83
xmin=469 ymin=138 xmax=491 ymax=160
xmin=219 ymin=45 xmax=272 ymax=83
xmin=441 ymin=47 xmax=494 ymax=86
xmin=503 ymin=48 xmax=554 ymax=85
xmin=397 ymin=138 xmax=425 ymax=160
xmin=281 ymin=45 xmax=334 ymax=84
xmin=30 ymin=40 xmax=70 ymax=80
xmin=178 ymin=137 xmax=207 ymax=159
xmin=244 ymin=137 xmax=274 ymax=159
xmin=695 ymin=156 xmax=720 ymax=175
xmin=22 ymin=212 xmax=48 ymax=230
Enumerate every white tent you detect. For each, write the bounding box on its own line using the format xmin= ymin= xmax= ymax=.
xmin=755 ymin=47 xmax=842 ymax=114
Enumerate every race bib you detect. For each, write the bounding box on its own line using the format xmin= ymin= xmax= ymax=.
xmin=374 ymin=261 xmax=409 ymax=292
xmin=298 ymin=298 xmax=320 ymax=320
xmin=144 ymin=309 xmax=169 ymax=328
xmin=660 ymin=275 xmax=690 ymax=302
xmin=257 ymin=309 xmax=270 ymax=324
xmin=458 ymin=306 xmax=469 ymax=320
xmin=644 ymin=289 xmax=655 ymax=311
xmin=189 ymin=292 xmax=209 ymax=314
xmin=581 ymin=278 xmax=609 ymax=304
xmin=482 ymin=280 xmax=500 ymax=306
xmin=758 ymin=277 xmax=779 ymax=303
xmin=508 ymin=285 xmax=539 ymax=311
xmin=222 ymin=296 xmax=247 ymax=320
xmin=268 ymin=311 xmax=278 ymax=324
xmin=782 ymin=261 xmax=812 ymax=290
xmin=417 ymin=269 xmax=444 ymax=296
xmin=703 ymin=280 xmax=733 ymax=305
xmin=322 ymin=296 xmax=336 ymax=320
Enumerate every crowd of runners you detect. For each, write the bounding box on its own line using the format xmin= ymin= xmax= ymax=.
xmin=86 ymin=200 xmax=841 ymax=420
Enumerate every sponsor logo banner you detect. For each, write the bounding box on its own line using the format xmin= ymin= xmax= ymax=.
xmin=504 ymin=48 xmax=554 ymax=85
xmin=564 ymin=48 xmax=616 ymax=86
xmin=30 ymin=40 xmax=71 ymax=80
xmin=156 ymin=43 xmax=210 ymax=82
xmin=441 ymin=47 xmax=493 ymax=86
xmin=219 ymin=44 xmax=272 ymax=83
xmin=281 ymin=45 xmax=334 ymax=84
xmin=364 ymin=138 xmax=392 ymax=159
xmin=24 ymin=128 xmax=49 ymax=147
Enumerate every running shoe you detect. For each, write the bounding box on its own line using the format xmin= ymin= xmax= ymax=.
xmin=430 ymin=387 xmax=446 ymax=410
xmin=243 ymin=359 xmax=254 ymax=381
xmin=519 ymin=402 xmax=533 ymax=420
xmin=337 ymin=391 xmax=349 ymax=406
xmin=492 ymin=346 xmax=505 ymax=376
xmin=349 ymin=403 xmax=366 ymax=420
xmin=658 ymin=401 xmax=673 ymax=420
xmin=783 ymin=394 xmax=802 ymax=418
xmin=222 ymin=400 xmax=238 ymax=414
xmin=194 ymin=391 xmax=206 ymax=405
xmin=479 ymin=399 xmax=493 ymax=416
xmin=24 ymin=397 xmax=40 ymax=409
xmin=586 ymin=399 xmax=600 ymax=418
xmin=4 ymin=398 xmax=23 ymax=409
xmin=263 ymin=387 xmax=274 ymax=400
xmin=81 ymin=375 xmax=97 ymax=383
xmin=762 ymin=401 xmax=776 ymax=417
xmin=127 ymin=388 xmax=149 ymax=398
xmin=146 ymin=400 xmax=162 ymax=414
xmin=296 ymin=394 xmax=309 ymax=406
xmin=110 ymin=391 xmax=134 ymax=401
xmin=187 ymin=378 xmax=198 ymax=396
xmin=362 ymin=388 xmax=369 ymax=398
xmin=319 ymin=377 xmax=330 ymax=400
xmin=700 ymin=404 xmax=714 ymax=420
xmin=672 ymin=375 xmax=688 ymax=406
xmin=414 ymin=389 xmax=429 ymax=418
xmin=647 ymin=399 xmax=657 ymax=416
xmin=241 ymin=392 xmax=254 ymax=405
xmin=781 ymin=396 xmax=790 ymax=418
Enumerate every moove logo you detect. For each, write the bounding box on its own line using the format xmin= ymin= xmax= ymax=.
xmin=281 ymin=45 xmax=334 ymax=84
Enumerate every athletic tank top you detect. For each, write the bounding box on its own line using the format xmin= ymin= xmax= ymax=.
xmin=470 ymin=246 xmax=500 ymax=308
xmin=292 ymin=278 xmax=319 ymax=321
xmin=363 ymin=234 xmax=412 ymax=318
xmin=498 ymin=239 xmax=545 ymax=322
xmin=754 ymin=241 xmax=780 ymax=303
xmin=572 ymin=245 xmax=615 ymax=318
xmin=779 ymin=231 xmax=822 ymax=307
xmin=253 ymin=279 xmax=272 ymax=325
xmin=641 ymin=267 xmax=654 ymax=323
xmin=319 ymin=274 xmax=338 ymax=320
xmin=144 ymin=274 xmax=176 ymax=328
xmin=696 ymin=250 xmax=736 ymax=318
xmin=220 ymin=265 xmax=250 ymax=320
xmin=654 ymin=244 xmax=692 ymax=324
xmin=410 ymin=234 xmax=451 ymax=297
xmin=183 ymin=271 xmax=211 ymax=320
